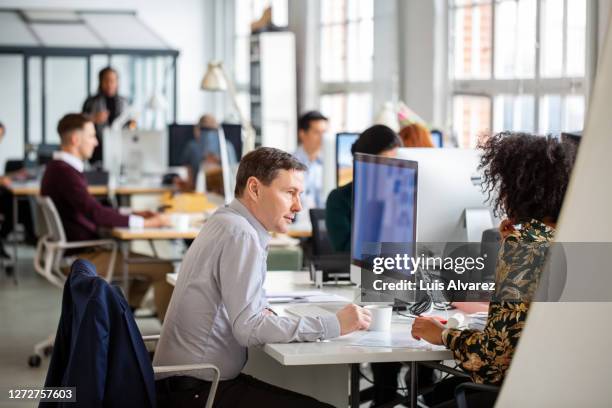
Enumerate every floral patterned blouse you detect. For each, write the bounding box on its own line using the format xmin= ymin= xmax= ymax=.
xmin=442 ymin=219 xmax=555 ymax=385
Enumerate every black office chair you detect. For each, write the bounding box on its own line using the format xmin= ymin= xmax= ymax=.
xmin=308 ymin=209 xmax=350 ymax=283
xmin=455 ymin=382 xmax=500 ymax=408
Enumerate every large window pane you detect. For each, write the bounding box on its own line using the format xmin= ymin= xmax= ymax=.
xmin=347 ymin=0 xmax=373 ymax=21
xmin=564 ymin=94 xmax=584 ymax=131
xmin=346 ymin=92 xmax=372 ymax=132
xmin=494 ymin=0 xmax=536 ymax=78
xmin=322 ymin=0 xmax=346 ymax=24
xmin=320 ymin=93 xmax=345 ymax=136
xmin=566 ymin=0 xmax=586 ymax=76
xmin=320 ymin=25 xmax=346 ymax=82
xmin=452 ymin=2 xmax=492 ymax=79
xmin=453 ymin=95 xmax=491 ymax=148
xmin=346 ymin=19 xmax=373 ymax=81
xmin=539 ymin=94 xmax=562 ymax=134
xmin=540 ymin=0 xmax=564 ymax=77
xmin=493 ymin=95 xmax=535 ymax=133
xmin=320 ymin=92 xmax=372 ymax=134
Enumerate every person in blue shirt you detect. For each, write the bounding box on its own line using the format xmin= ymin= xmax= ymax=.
xmin=293 ymin=111 xmax=328 ymax=212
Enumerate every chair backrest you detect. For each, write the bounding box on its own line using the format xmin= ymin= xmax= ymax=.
xmin=309 ymin=208 xmax=336 ymax=256
xmin=36 ymin=196 xmax=67 ymax=243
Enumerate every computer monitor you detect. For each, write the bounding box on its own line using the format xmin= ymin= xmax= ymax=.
xmin=222 ymin=123 xmax=243 ymax=160
xmin=430 ymin=130 xmax=443 ymax=147
xmin=350 ymin=153 xmax=418 ymax=286
xmin=218 ymin=126 xmax=238 ymax=204
xmin=37 ymin=144 xmax=60 ymax=166
xmin=168 ymin=124 xmax=195 ymax=166
xmin=192 ymin=128 xmax=238 ymax=203
xmin=396 ymin=148 xmax=497 ymax=256
xmin=336 ymin=132 xmax=359 ymax=187
xmin=121 ymin=129 xmax=166 ymax=177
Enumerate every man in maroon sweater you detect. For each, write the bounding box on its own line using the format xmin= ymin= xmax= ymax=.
xmin=41 ymin=113 xmax=173 ymax=320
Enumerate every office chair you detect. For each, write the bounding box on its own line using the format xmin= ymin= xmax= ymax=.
xmin=45 ymin=260 xmax=220 ymax=408
xmin=29 ymin=196 xmax=118 ymax=367
xmin=0 ymin=214 xmax=14 ymax=279
xmin=308 ymin=209 xmax=350 ymax=283
xmin=455 ymin=382 xmax=500 ymax=408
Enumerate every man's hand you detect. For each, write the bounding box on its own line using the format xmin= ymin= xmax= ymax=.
xmin=93 ymin=110 xmax=110 ymax=124
xmin=411 ymin=316 xmax=445 ymax=345
xmin=0 ymin=176 xmax=11 ymax=188
xmin=143 ymin=213 xmax=170 ymax=228
xmin=336 ymin=304 xmax=372 ymax=335
xmin=133 ymin=210 xmax=156 ymax=219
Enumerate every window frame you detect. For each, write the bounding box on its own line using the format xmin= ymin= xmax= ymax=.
xmin=448 ymin=0 xmax=592 ymax=144
xmin=317 ymin=0 xmax=375 ymax=133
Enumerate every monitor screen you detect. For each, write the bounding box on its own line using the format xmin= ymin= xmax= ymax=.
xmin=336 ymin=132 xmax=359 ymax=187
xmin=430 ymin=130 xmax=443 ymax=148
xmin=351 ymin=153 xmax=418 ymax=276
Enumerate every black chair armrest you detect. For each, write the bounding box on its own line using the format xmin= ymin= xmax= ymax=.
xmin=455 ymin=382 xmax=500 ymax=408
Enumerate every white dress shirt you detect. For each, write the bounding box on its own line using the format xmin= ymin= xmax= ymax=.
xmin=153 ymin=199 xmax=341 ymax=380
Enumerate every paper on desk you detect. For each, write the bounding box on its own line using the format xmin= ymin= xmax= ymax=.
xmin=350 ymin=332 xmax=436 ymax=349
xmin=266 ymin=291 xmax=349 ymax=304
xmin=266 ymin=291 xmax=326 ymax=298
xmin=302 ymin=294 xmax=349 ymax=303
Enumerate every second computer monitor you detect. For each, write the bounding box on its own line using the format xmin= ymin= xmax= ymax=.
xmin=396 ymin=148 xmax=496 ymax=252
xmin=336 ymin=132 xmax=360 ymax=187
xmin=350 ymin=153 xmax=418 ymax=285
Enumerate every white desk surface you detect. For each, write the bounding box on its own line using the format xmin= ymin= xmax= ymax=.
xmin=166 ymin=271 xmax=453 ymax=366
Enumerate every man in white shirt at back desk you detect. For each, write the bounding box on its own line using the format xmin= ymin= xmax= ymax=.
xmin=154 ymin=147 xmax=371 ymax=407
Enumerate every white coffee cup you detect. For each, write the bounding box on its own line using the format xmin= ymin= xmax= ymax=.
xmin=172 ymin=214 xmax=190 ymax=231
xmin=364 ymin=305 xmax=393 ymax=332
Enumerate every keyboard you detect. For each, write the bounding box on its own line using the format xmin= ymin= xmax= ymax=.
xmin=285 ymin=305 xmax=338 ymax=319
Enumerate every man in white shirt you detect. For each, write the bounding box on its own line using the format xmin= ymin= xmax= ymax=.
xmin=154 ymin=147 xmax=371 ymax=407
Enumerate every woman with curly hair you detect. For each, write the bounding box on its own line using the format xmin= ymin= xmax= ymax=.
xmin=411 ymin=132 xmax=577 ymax=407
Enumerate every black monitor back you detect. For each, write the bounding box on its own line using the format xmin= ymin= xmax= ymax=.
xmin=168 ymin=124 xmax=195 ymax=166
xmin=222 ymin=123 xmax=243 ymax=160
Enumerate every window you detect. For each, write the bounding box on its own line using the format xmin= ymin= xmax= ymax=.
xmin=233 ymin=0 xmax=288 ymax=120
xmin=319 ymin=0 xmax=374 ymax=135
xmin=449 ymin=0 xmax=588 ymax=147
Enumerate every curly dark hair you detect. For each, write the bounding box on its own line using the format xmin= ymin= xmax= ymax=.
xmin=478 ymin=132 xmax=577 ymax=223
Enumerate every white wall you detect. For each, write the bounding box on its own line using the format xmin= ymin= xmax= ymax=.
xmin=0 ymin=0 xmax=214 ymax=170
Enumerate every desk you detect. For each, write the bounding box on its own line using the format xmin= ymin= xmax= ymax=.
xmin=166 ymin=271 xmax=453 ymax=407
xmin=7 ymin=180 xmax=173 ymax=278
xmin=111 ymin=222 xmax=201 ymax=295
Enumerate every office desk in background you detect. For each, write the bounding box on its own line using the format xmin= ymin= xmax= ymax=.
xmin=7 ymin=180 xmax=174 ymax=279
xmin=166 ymin=271 xmax=453 ymax=408
xmin=111 ymin=217 xmax=202 ymax=296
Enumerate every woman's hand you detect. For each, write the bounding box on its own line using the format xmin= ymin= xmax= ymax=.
xmin=411 ymin=316 xmax=445 ymax=345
